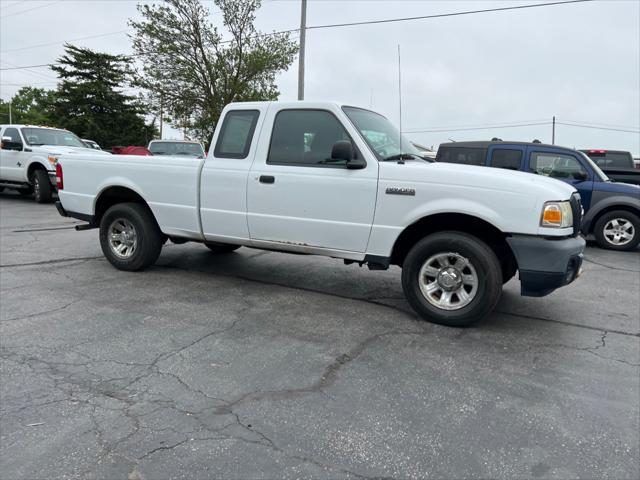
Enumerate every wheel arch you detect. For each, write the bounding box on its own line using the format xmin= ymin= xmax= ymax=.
xmin=585 ymin=202 xmax=640 ymax=234
xmin=94 ymin=185 xmax=154 ymax=226
xmin=26 ymin=160 xmax=49 ymax=181
xmin=390 ymin=213 xmax=517 ymax=273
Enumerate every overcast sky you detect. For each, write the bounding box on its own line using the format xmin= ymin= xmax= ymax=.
xmin=1 ymin=0 xmax=639 ymax=154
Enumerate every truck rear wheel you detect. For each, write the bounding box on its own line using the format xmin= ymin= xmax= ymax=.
xmin=593 ymin=210 xmax=640 ymax=251
xmin=99 ymin=203 xmax=163 ymax=271
xmin=32 ymin=169 xmax=53 ymax=203
xmin=401 ymin=232 xmax=502 ymax=327
xmin=204 ymin=241 xmax=241 ymax=254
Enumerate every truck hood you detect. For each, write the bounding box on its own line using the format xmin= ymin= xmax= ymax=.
xmin=380 ymin=161 xmax=577 ymax=200
xmin=31 ymin=145 xmax=111 ymax=156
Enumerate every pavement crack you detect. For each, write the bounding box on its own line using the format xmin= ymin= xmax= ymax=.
xmin=1 ymin=299 xmax=81 ymax=323
xmin=582 ymin=256 xmax=640 ymax=273
xmin=0 ymin=255 xmax=103 ymax=269
xmin=496 ymin=310 xmax=640 ymax=337
xmin=137 ymin=438 xmax=189 ymax=460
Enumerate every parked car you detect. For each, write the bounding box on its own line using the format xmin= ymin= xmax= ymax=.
xmin=55 ymin=101 xmax=585 ymax=327
xmin=111 ymin=146 xmax=152 ymax=156
xmin=580 ymin=149 xmax=640 ymax=185
xmin=148 ymin=140 xmax=205 ymax=158
xmin=0 ymin=124 xmax=109 ymax=203
xmin=436 ymin=141 xmax=640 ymax=251
xmin=82 ymin=139 xmax=102 ymax=150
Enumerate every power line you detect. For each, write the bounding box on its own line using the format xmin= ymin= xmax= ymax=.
xmin=0 ymin=0 xmax=59 ymax=19
xmin=0 ymin=0 xmax=593 ymax=69
xmin=559 ymin=118 xmax=640 ymax=130
xmin=555 ymin=122 xmax=640 ymax=134
xmin=1 ymin=29 xmax=132 ymax=54
xmin=306 ymin=0 xmax=593 ymax=31
xmin=405 ymin=122 xmax=551 ymax=133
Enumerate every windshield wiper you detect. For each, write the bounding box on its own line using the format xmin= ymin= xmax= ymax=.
xmin=28 ymin=143 xmax=45 ymax=146
xmin=382 ymin=153 xmax=427 ymax=162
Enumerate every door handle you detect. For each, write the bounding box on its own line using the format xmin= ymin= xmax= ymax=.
xmin=259 ymin=175 xmax=275 ymax=184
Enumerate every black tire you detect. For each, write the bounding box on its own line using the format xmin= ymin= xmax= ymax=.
xmin=593 ymin=210 xmax=640 ymax=251
xmin=32 ymin=169 xmax=53 ymax=203
xmin=99 ymin=203 xmax=163 ymax=271
xmin=501 ymin=258 xmax=518 ymax=284
xmin=204 ymin=241 xmax=241 ymax=254
xmin=401 ymin=232 xmax=503 ymax=327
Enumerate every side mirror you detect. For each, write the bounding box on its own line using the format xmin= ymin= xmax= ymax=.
xmin=331 ymin=140 xmax=366 ymax=169
xmin=331 ymin=140 xmax=354 ymax=161
xmin=1 ymin=136 xmax=22 ymax=151
xmin=573 ymin=171 xmax=588 ymax=181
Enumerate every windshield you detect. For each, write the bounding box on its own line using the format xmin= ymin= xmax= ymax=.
xmin=149 ymin=141 xmax=204 ymax=157
xmin=582 ymin=150 xmax=633 ymax=168
xmin=342 ymin=107 xmax=420 ymax=160
xmin=579 ymin=152 xmax=609 ymax=181
xmin=21 ymin=128 xmax=87 ymax=148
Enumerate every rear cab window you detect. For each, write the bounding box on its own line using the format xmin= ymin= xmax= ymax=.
xmin=436 ymin=146 xmax=487 ymax=166
xmin=214 ymin=110 xmax=260 ymax=159
xmin=581 ymin=150 xmax=634 ymax=168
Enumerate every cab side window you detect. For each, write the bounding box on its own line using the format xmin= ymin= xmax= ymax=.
xmin=268 ymin=110 xmax=352 ymax=167
xmin=1 ymin=127 xmax=23 ymax=150
xmin=490 ymin=149 xmax=522 ymax=170
xmin=530 ymin=152 xmax=587 ymax=180
xmin=214 ymin=110 xmax=260 ymax=159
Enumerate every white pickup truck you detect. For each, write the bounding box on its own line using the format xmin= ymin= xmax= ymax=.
xmin=0 ymin=124 xmax=109 ymax=203
xmin=55 ymin=101 xmax=585 ymax=326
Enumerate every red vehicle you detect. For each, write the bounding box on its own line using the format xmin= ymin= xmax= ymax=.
xmin=111 ymin=146 xmax=152 ymax=156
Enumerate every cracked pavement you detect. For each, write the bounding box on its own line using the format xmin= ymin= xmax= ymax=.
xmin=1 ymin=192 xmax=639 ymax=479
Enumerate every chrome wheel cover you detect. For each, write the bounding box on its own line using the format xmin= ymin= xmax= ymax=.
xmin=108 ymin=218 xmax=138 ymax=259
xmin=603 ymin=218 xmax=635 ymax=246
xmin=418 ymin=252 xmax=478 ymax=311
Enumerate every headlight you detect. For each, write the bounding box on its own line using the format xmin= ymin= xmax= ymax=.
xmin=540 ymin=201 xmax=573 ymax=228
xmin=47 ymin=155 xmax=59 ymax=165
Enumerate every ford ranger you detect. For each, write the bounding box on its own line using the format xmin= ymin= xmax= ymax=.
xmin=55 ymin=102 xmax=585 ymax=327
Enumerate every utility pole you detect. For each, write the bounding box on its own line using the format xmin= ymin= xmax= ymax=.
xmin=9 ymin=99 xmax=12 ymax=124
xmin=552 ymin=115 xmax=556 ymax=145
xmin=159 ymin=95 xmax=163 ymax=139
xmin=297 ymin=0 xmax=307 ymax=100
xmin=398 ymin=45 xmax=402 ymax=151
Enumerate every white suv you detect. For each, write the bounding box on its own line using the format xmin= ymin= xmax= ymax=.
xmin=0 ymin=125 xmax=109 ymax=203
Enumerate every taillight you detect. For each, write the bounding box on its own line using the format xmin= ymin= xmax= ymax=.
xmin=56 ymin=163 xmax=63 ymax=190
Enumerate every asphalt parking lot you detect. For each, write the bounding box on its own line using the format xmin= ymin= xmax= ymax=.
xmin=0 ymin=191 xmax=638 ymax=480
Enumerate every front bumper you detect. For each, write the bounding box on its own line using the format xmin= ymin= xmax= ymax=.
xmin=506 ymin=235 xmax=585 ymax=297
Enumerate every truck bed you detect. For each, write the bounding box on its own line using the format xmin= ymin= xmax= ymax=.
xmin=58 ymin=154 xmax=203 ymax=238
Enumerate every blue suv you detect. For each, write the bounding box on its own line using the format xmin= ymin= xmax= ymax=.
xmin=436 ymin=141 xmax=640 ymax=251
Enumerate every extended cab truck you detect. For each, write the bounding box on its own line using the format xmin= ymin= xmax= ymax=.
xmin=55 ymin=102 xmax=585 ymax=327
xmin=0 ymin=125 xmax=109 ymax=203
xmin=436 ymin=141 xmax=640 ymax=251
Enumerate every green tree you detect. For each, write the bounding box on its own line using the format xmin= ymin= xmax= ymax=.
xmin=130 ymin=0 xmax=298 ymax=143
xmin=51 ymin=44 xmax=157 ymax=148
xmin=0 ymin=87 xmax=57 ymax=126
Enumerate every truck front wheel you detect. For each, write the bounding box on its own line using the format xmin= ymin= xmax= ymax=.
xmin=401 ymin=232 xmax=502 ymax=327
xmin=99 ymin=203 xmax=163 ymax=271
xmin=593 ymin=210 xmax=640 ymax=251
xmin=32 ymin=169 xmax=53 ymax=203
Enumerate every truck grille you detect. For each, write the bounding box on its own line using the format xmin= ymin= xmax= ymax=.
xmin=570 ymin=193 xmax=582 ymax=237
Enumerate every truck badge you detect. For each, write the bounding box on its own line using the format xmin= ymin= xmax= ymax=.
xmin=386 ymin=187 xmax=415 ymax=196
